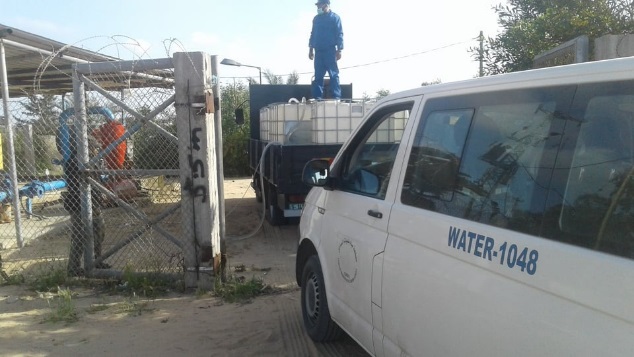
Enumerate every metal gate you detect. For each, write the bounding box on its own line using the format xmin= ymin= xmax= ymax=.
xmin=1 ymin=52 xmax=223 ymax=288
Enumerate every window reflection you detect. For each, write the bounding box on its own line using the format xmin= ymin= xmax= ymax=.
xmin=340 ymin=107 xmax=412 ymax=199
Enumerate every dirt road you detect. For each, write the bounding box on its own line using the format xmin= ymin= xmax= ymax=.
xmin=0 ymin=178 xmax=369 ymax=357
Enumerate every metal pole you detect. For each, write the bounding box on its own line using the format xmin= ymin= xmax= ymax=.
xmin=479 ymin=31 xmax=484 ymax=78
xmin=0 ymin=35 xmax=24 ymax=248
xmin=211 ymin=55 xmax=226 ymax=245
xmin=72 ymin=71 xmax=95 ymax=273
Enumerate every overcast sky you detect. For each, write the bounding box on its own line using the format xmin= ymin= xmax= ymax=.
xmin=3 ymin=0 xmax=501 ymax=97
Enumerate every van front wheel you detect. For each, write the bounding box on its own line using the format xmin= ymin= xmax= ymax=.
xmin=300 ymin=255 xmax=343 ymax=342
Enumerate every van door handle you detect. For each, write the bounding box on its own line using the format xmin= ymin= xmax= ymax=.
xmin=367 ymin=210 xmax=383 ymax=219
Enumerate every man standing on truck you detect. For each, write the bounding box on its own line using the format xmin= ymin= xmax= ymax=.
xmin=309 ymin=0 xmax=343 ymax=100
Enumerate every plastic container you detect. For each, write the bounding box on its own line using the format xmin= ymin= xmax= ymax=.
xmin=367 ymin=110 xmax=409 ymax=143
xmin=311 ymin=101 xmax=373 ymax=144
xmin=265 ymin=103 xmax=311 ymax=144
xmin=259 ymin=107 xmax=270 ymax=141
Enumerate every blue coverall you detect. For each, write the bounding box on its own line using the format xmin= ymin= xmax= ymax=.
xmin=309 ymin=11 xmax=344 ymax=99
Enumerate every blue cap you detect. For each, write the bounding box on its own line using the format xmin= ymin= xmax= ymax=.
xmin=315 ymin=0 xmax=330 ymax=5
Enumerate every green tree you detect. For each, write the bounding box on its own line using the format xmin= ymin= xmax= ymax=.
xmin=475 ymin=0 xmax=634 ymax=75
xmin=361 ymin=89 xmax=391 ymax=101
xmin=263 ymin=69 xmax=283 ymax=84
xmin=20 ymin=94 xmax=61 ymax=135
xmin=421 ymin=79 xmax=442 ymax=86
xmin=221 ymin=82 xmax=251 ymax=176
xmin=375 ymin=89 xmax=391 ymax=100
xmin=132 ymin=106 xmax=179 ymax=170
xmin=287 ymin=71 xmax=300 ymax=85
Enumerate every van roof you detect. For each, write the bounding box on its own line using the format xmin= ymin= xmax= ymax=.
xmin=391 ymin=56 xmax=634 ymax=100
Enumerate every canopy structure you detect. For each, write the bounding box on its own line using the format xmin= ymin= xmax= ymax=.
xmin=0 ymin=23 xmax=173 ymax=98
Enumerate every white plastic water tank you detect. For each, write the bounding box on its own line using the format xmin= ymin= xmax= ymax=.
xmin=265 ymin=102 xmax=311 ymax=144
xmin=259 ymin=107 xmax=269 ymax=141
xmin=311 ymin=101 xmax=374 ymax=144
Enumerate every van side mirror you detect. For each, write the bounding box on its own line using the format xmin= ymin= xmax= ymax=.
xmin=303 ymin=159 xmax=331 ymax=187
xmin=235 ymin=108 xmax=245 ymax=125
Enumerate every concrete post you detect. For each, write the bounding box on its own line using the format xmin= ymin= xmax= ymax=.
xmin=594 ymin=34 xmax=634 ymax=61
xmin=174 ymin=52 xmax=221 ymax=289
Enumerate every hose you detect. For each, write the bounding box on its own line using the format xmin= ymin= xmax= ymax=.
xmin=225 ymin=140 xmax=282 ymax=242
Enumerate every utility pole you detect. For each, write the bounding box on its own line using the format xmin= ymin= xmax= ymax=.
xmin=479 ymin=31 xmax=485 ymax=77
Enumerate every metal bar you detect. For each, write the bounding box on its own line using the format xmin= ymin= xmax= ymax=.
xmin=89 ymin=269 xmax=182 ymax=280
xmin=2 ymin=38 xmax=93 ymax=64
xmin=94 ymin=203 xmax=181 ymax=265
xmin=88 ymin=177 xmax=182 ymax=247
xmin=81 ymin=74 xmax=178 ymax=145
xmin=73 ymin=70 xmax=95 ymax=272
xmin=3 ymin=39 xmax=173 ymax=86
xmin=85 ymin=169 xmax=180 ymax=177
xmin=0 ymin=38 xmax=24 ymax=247
xmin=75 ymin=58 xmax=174 ymax=74
xmin=80 ymin=78 xmax=177 ymax=167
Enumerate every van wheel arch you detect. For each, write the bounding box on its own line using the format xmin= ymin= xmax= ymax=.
xmin=296 ymin=239 xmax=317 ymax=286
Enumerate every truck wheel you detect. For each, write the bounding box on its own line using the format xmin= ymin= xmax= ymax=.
xmin=253 ymin=176 xmax=263 ymax=203
xmin=266 ymin=187 xmax=286 ymax=226
xmin=301 ymin=255 xmax=343 ymax=342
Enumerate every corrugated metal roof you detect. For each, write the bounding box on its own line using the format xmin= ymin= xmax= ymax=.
xmin=0 ymin=23 xmax=173 ymax=98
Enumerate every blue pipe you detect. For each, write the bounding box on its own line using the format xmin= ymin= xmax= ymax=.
xmin=57 ymin=106 xmax=115 ymax=165
xmin=19 ymin=180 xmax=67 ymax=199
xmin=0 ymin=179 xmax=67 ymax=218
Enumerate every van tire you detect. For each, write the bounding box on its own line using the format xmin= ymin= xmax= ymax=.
xmin=300 ymin=255 xmax=343 ymax=342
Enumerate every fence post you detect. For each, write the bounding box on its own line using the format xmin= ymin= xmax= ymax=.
xmin=174 ymin=52 xmax=221 ymax=289
xmin=0 ymin=36 xmax=24 ymax=248
xmin=22 ymin=125 xmax=37 ymax=177
xmin=72 ymin=72 xmax=95 ymax=273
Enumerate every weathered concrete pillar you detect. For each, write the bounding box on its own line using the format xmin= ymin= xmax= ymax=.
xmin=595 ymin=34 xmax=634 ymax=61
xmin=174 ymin=52 xmax=221 ymax=289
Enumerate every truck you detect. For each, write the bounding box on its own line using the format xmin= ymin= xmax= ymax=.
xmin=247 ymin=83 xmax=366 ymax=225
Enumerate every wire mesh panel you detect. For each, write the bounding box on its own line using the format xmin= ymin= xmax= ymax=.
xmin=0 ymin=56 xmax=197 ymax=280
xmin=1 ymin=95 xmax=73 ymax=278
xmin=1 ymin=44 xmax=223 ymax=288
xmin=70 ymin=60 xmax=187 ymax=278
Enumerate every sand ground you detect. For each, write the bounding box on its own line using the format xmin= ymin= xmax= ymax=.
xmin=0 ymin=178 xmax=368 ymax=357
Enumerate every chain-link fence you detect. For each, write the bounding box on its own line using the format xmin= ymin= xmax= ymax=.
xmin=1 ymin=52 xmax=219 ymax=285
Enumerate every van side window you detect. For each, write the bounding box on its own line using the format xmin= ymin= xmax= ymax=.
xmin=401 ymin=109 xmax=473 ymax=205
xmin=402 ymin=91 xmax=565 ymax=235
xmin=550 ymin=88 xmax=634 ymax=258
xmin=457 ymin=103 xmax=556 ymax=229
xmin=338 ymin=104 xmax=412 ymax=199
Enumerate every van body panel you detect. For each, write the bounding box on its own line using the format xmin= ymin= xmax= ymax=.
xmin=382 ymin=208 xmax=634 ymax=356
xmin=298 ymin=57 xmax=634 ymax=356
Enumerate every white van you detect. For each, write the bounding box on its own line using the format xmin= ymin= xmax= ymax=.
xmin=296 ymin=57 xmax=634 ymax=356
